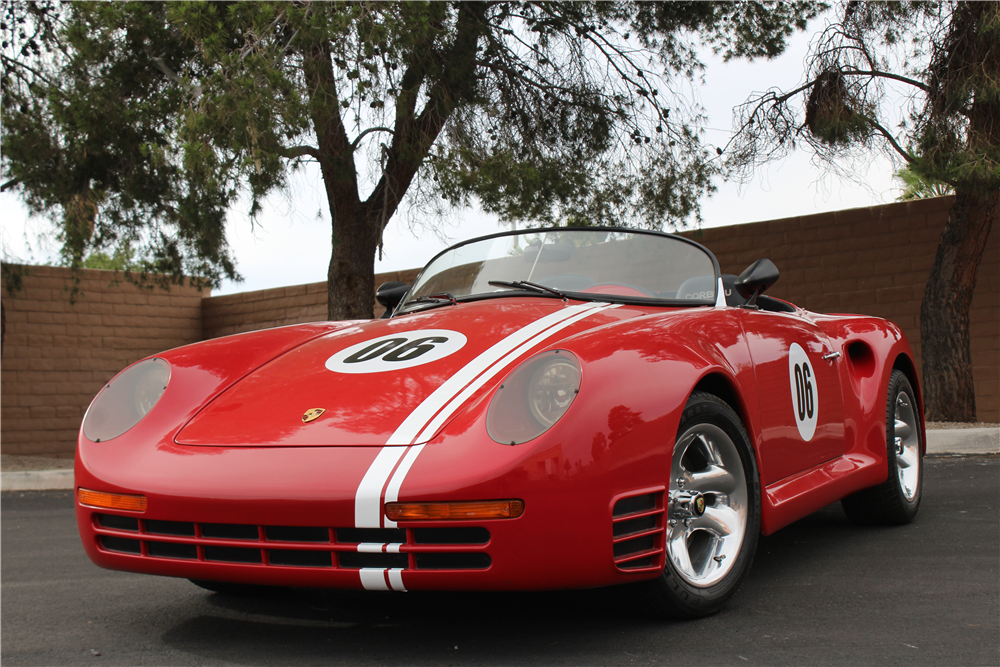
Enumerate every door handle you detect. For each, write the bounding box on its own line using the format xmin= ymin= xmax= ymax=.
xmin=822 ymin=351 xmax=842 ymax=361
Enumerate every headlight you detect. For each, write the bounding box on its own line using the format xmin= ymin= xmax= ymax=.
xmin=82 ymin=358 xmax=170 ymax=442
xmin=487 ymin=350 xmax=581 ymax=445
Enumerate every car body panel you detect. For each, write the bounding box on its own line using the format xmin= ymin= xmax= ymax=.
xmin=175 ymin=300 xmax=637 ymax=448
xmin=75 ymin=229 xmax=924 ymax=594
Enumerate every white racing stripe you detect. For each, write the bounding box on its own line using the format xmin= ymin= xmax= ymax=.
xmin=385 ymin=302 xmax=605 ymax=446
xmin=359 ymin=568 xmax=390 ymax=591
xmin=354 ymin=301 xmax=620 ymax=589
xmin=355 ymin=446 xmax=408 ymax=528
xmin=359 ymin=566 xmax=406 ymax=591
xmin=388 ymin=568 xmax=406 ymax=592
xmin=383 ymin=444 xmax=425 ymax=528
xmin=356 ymin=542 xmax=404 ymax=553
xmin=413 ymin=303 xmax=620 ymax=443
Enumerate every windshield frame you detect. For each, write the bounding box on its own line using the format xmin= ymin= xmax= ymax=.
xmin=392 ymin=226 xmax=723 ymax=316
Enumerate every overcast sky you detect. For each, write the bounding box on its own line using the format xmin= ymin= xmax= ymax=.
xmin=0 ymin=29 xmax=902 ymax=297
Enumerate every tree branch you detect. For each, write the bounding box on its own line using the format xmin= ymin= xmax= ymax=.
xmin=367 ymin=1 xmax=490 ymax=230
xmin=840 ymin=68 xmax=932 ymax=94
xmin=866 ymin=118 xmax=918 ymax=165
xmin=350 ymin=126 xmax=394 ymax=150
xmin=277 ymin=145 xmax=321 ymax=160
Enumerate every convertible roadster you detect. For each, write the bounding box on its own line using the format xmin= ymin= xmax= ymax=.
xmin=76 ymin=227 xmax=924 ymax=617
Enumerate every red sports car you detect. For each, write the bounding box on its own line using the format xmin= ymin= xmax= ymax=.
xmin=75 ymin=227 xmax=924 ymax=617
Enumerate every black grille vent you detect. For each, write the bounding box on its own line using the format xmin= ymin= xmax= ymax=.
xmin=203 ymin=524 xmax=259 ymax=540
xmin=413 ymin=527 xmax=490 ymax=544
xmin=147 ymin=541 xmax=197 ymax=560
xmin=336 ymin=528 xmax=406 ymax=544
xmin=338 ymin=552 xmax=408 ymax=569
xmin=100 ymin=535 xmax=140 ymax=554
xmin=613 ymin=514 xmax=657 ymax=538
xmin=98 ymin=514 xmax=139 ymax=532
xmin=611 ymin=492 xmax=664 ymax=572
xmin=614 ymin=494 xmax=656 ymax=516
xmin=265 ymin=526 xmax=329 ymax=542
xmin=145 ymin=520 xmax=195 ymax=536
xmin=619 ymin=556 xmax=652 ymax=570
xmin=92 ymin=514 xmax=491 ymax=572
xmin=270 ymin=549 xmax=333 ymax=568
xmin=415 ymin=553 xmax=491 ymax=570
xmin=613 ymin=534 xmax=655 ymax=557
xmin=205 ymin=546 xmax=263 ymax=564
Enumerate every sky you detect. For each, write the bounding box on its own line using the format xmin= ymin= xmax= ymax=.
xmin=0 ymin=29 xmax=903 ymax=297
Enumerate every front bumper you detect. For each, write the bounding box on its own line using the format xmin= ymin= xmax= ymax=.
xmin=76 ymin=437 xmax=670 ymax=592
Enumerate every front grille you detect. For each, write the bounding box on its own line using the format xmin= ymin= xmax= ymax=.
xmin=93 ymin=514 xmax=491 ymax=571
xmin=612 ymin=491 xmax=665 ymax=571
xmin=338 ymin=552 xmax=409 ymax=569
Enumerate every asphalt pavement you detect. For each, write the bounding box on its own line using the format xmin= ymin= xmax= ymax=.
xmin=2 ymin=455 xmax=997 ymax=666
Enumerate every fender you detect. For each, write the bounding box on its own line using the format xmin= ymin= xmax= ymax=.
xmin=76 ymin=321 xmax=362 ymax=492
xmin=758 ymin=314 xmax=925 ymax=534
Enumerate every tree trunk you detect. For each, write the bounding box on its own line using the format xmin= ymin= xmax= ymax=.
xmin=327 ymin=213 xmax=380 ymax=321
xmin=303 ymin=4 xmax=487 ymax=320
xmin=919 ymin=189 xmax=998 ymax=421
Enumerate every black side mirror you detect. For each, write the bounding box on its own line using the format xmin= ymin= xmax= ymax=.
xmin=376 ymin=281 xmax=409 ymax=318
xmin=734 ymin=259 xmax=779 ymax=308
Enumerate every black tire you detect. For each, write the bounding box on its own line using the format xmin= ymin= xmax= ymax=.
xmin=841 ymin=370 xmax=923 ymax=525
xmin=632 ymin=392 xmax=761 ymax=618
xmin=188 ymin=579 xmax=278 ymax=595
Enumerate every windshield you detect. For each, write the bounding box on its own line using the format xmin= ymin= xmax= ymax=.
xmin=400 ymin=228 xmax=719 ymax=311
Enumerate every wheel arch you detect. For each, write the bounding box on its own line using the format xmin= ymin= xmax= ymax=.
xmin=891 ymin=352 xmax=927 ymax=455
xmin=691 ymin=372 xmax=760 ymax=470
xmin=891 ymin=352 xmax=921 ymax=405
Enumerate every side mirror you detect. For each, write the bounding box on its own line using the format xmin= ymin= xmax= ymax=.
xmin=734 ymin=259 xmax=779 ymax=307
xmin=376 ymin=281 xmax=409 ymax=317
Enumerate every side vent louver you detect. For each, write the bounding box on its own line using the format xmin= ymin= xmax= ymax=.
xmin=612 ymin=491 xmax=665 ymax=572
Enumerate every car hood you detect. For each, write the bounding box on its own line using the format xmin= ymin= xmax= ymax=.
xmin=175 ymin=298 xmax=633 ymax=447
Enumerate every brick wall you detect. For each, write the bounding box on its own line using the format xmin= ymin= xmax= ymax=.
xmin=1 ymin=196 xmax=996 ymax=458
xmin=1 ymin=267 xmax=205 ymax=456
xmin=202 ymin=268 xmax=421 ymax=338
xmin=680 ymin=196 xmax=998 ymax=421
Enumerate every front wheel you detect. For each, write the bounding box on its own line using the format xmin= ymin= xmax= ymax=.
xmin=632 ymin=392 xmax=761 ymax=618
xmin=841 ymin=370 xmax=923 ymax=525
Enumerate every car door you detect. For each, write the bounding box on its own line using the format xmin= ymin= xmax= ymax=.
xmin=738 ymin=308 xmax=845 ymax=486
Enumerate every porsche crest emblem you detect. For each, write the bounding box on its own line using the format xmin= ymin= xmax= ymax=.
xmin=301 ymin=408 xmax=326 ymax=424
xmin=694 ymin=495 xmax=706 ymax=516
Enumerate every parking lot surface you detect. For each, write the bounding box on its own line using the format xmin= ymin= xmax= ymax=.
xmin=2 ymin=456 xmax=997 ymax=666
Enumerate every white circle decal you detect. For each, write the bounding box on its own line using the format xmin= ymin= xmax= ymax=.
xmin=325 ymin=330 xmax=467 ymax=374
xmin=788 ymin=343 xmax=818 ymax=441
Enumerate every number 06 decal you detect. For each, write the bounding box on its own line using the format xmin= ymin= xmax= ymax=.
xmin=325 ymin=330 xmax=467 ymax=374
xmin=788 ymin=343 xmax=818 ymax=441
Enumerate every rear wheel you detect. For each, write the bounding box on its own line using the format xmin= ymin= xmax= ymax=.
xmin=633 ymin=392 xmax=761 ymax=618
xmin=841 ymin=370 xmax=923 ymax=525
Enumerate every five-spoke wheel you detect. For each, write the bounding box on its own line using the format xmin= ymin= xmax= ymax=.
xmin=666 ymin=422 xmax=749 ymax=587
xmin=842 ymin=370 xmax=923 ymax=524
xmin=633 ymin=392 xmax=760 ymax=618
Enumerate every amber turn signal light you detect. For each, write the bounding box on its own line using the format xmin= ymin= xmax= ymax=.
xmin=77 ymin=488 xmax=147 ymax=512
xmin=385 ymin=499 xmax=524 ymax=521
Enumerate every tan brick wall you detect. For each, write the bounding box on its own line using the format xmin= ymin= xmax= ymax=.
xmin=201 ymin=268 xmax=421 ymax=338
xmin=1 ymin=266 xmax=206 ymax=456
xmin=681 ymin=195 xmax=998 ymax=422
xmin=1 ymin=197 xmax=995 ymax=458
